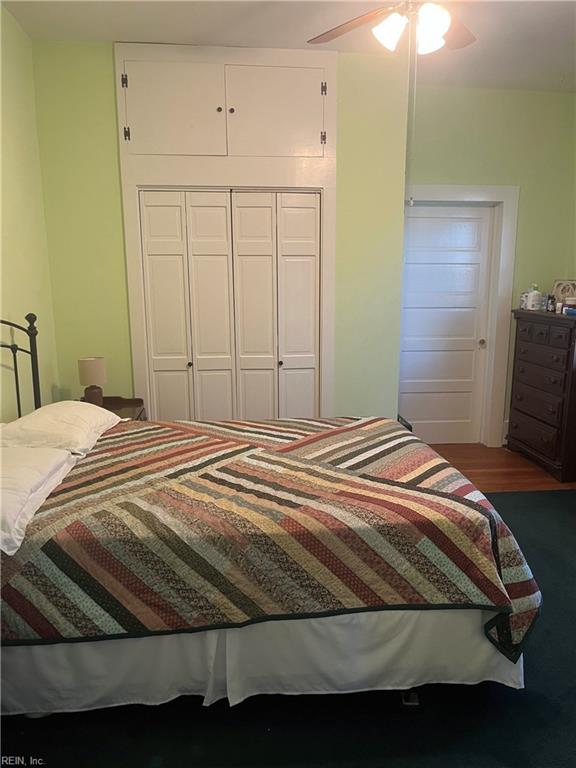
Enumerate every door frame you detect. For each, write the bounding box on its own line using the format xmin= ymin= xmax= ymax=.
xmin=406 ymin=185 xmax=519 ymax=447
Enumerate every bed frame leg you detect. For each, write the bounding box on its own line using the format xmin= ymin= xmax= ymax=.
xmin=401 ymin=689 xmax=420 ymax=707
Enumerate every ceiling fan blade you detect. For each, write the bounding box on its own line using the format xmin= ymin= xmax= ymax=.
xmin=444 ymin=15 xmax=476 ymax=50
xmin=307 ymin=6 xmax=396 ymax=44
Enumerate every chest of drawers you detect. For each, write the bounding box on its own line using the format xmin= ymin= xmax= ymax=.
xmin=508 ymin=310 xmax=576 ymax=481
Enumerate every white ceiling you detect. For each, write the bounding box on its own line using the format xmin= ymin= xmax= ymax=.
xmin=6 ymin=0 xmax=576 ymax=91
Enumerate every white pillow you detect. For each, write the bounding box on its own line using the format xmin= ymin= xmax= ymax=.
xmin=0 ymin=401 xmax=121 ymax=456
xmin=1 ymin=445 xmax=77 ymax=555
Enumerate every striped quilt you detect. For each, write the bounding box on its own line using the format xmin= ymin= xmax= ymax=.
xmin=1 ymin=417 xmax=540 ymax=661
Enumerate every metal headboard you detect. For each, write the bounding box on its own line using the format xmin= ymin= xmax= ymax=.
xmin=1 ymin=313 xmax=41 ymax=417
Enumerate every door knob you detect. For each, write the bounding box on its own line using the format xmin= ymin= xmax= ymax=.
xmin=187 ymin=361 xmax=193 ymax=368
xmin=278 ymin=360 xmax=284 ymax=367
xmin=478 ymin=339 xmax=487 ymax=348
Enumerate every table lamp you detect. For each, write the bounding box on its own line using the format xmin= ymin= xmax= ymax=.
xmin=78 ymin=357 xmax=106 ymax=406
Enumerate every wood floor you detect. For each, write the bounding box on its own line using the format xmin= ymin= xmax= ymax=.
xmin=433 ymin=443 xmax=576 ymax=493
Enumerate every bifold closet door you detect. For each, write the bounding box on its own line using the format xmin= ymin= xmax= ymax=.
xmin=186 ymin=192 xmax=236 ymax=420
xmin=232 ymin=192 xmax=278 ymax=420
xmin=139 ymin=191 xmax=194 ymax=420
xmin=277 ymin=193 xmax=320 ymax=418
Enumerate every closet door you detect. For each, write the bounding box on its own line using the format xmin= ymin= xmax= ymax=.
xmin=277 ymin=193 xmax=320 ymax=418
xmin=139 ymin=191 xmax=194 ymax=420
xmin=186 ymin=192 xmax=236 ymax=420
xmin=232 ymin=192 xmax=278 ymax=420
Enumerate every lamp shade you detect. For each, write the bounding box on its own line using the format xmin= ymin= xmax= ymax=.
xmin=78 ymin=357 xmax=107 ymax=387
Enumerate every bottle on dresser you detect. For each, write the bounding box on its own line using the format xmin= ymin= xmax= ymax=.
xmin=525 ymin=283 xmax=542 ymax=310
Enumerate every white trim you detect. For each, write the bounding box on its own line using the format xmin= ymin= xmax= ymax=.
xmin=406 ymin=185 xmax=519 ymax=447
xmin=114 ymin=44 xmax=337 ymax=417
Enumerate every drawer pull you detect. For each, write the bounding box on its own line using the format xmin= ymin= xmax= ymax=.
xmin=520 ymin=347 xmax=527 ymax=354
xmin=520 ymin=327 xmax=529 ymax=334
xmin=514 ymin=394 xmax=524 ymax=401
xmin=550 ymin=354 xmax=560 ymax=362
xmin=519 ymin=367 xmax=526 ymax=374
xmin=540 ymin=436 xmax=551 ymax=445
xmin=547 ymin=377 xmax=559 ymax=385
xmin=554 ymin=333 xmax=564 ymax=339
xmin=511 ymin=422 xmax=519 ymax=429
xmin=546 ymin=406 xmax=556 ymax=414
xmin=536 ymin=330 xmax=546 ymax=337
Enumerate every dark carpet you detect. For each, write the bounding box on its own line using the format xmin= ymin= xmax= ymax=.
xmin=3 ymin=490 xmax=575 ymax=768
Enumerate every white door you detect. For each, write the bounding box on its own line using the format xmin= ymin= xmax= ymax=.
xmin=277 ymin=193 xmax=320 ymax=418
xmin=186 ymin=192 xmax=236 ymax=420
xmin=124 ymin=61 xmax=227 ymax=155
xmin=232 ymin=192 xmax=278 ymax=420
xmin=139 ymin=191 xmax=194 ymax=420
xmin=225 ymin=66 xmax=325 ymax=157
xmin=399 ymin=205 xmax=492 ymax=443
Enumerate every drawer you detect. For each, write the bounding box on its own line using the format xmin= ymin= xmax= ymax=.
xmin=511 ymin=382 xmax=563 ymax=427
xmin=530 ymin=323 xmax=550 ymax=345
xmin=516 ymin=321 xmax=550 ymax=346
xmin=508 ymin=409 xmax=559 ymax=459
xmin=516 ymin=340 xmax=568 ymax=371
xmin=515 ymin=361 xmax=565 ymax=395
xmin=549 ymin=325 xmax=572 ymax=349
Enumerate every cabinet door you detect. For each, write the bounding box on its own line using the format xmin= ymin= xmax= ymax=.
xmin=124 ymin=61 xmax=227 ymax=155
xmin=186 ymin=192 xmax=236 ymax=420
xmin=226 ymin=66 xmax=325 ymax=157
xmin=232 ymin=192 xmax=278 ymax=420
xmin=277 ymin=193 xmax=320 ymax=418
xmin=139 ymin=191 xmax=194 ymax=420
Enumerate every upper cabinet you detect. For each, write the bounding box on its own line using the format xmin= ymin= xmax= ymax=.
xmin=120 ymin=54 xmax=328 ymax=158
xmin=124 ymin=61 xmax=227 ymax=155
xmin=225 ymin=66 xmax=325 ymax=157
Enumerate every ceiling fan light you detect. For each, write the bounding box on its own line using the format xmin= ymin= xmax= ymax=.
xmin=418 ymin=3 xmax=451 ymax=38
xmin=417 ymin=33 xmax=446 ymax=55
xmin=372 ymin=12 xmax=409 ymax=52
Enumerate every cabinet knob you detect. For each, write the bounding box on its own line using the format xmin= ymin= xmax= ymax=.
xmin=511 ymin=422 xmax=519 ymax=429
xmin=278 ymin=360 xmax=284 ymax=367
xmin=546 ymin=406 xmax=556 ymax=414
xmin=519 ymin=367 xmax=526 ymax=373
xmin=551 ymin=354 xmax=560 ymax=362
xmin=519 ymin=347 xmax=527 ymax=354
xmin=228 ymin=107 xmax=235 ymax=114
xmin=514 ymin=394 xmax=524 ymax=401
xmin=187 ymin=361 xmax=193 ymax=368
xmin=548 ymin=377 xmax=558 ymax=385
xmin=216 ymin=107 xmax=223 ymax=112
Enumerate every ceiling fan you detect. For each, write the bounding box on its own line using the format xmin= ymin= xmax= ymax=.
xmin=308 ymin=2 xmax=476 ymax=55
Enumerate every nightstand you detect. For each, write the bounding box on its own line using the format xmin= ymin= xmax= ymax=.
xmin=102 ymin=396 xmax=147 ymax=421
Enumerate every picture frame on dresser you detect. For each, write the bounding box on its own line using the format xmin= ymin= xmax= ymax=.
xmin=508 ymin=309 xmax=576 ymax=481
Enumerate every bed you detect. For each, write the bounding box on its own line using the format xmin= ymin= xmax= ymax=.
xmin=0 ymin=316 xmax=541 ymax=714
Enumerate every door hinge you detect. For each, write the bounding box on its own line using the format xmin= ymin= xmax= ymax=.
xmin=320 ymin=131 xmax=327 ymax=145
xmin=321 ymin=81 xmax=327 ymax=96
xmin=121 ymin=73 xmax=128 ymax=88
xmin=123 ymin=126 xmax=131 ymax=141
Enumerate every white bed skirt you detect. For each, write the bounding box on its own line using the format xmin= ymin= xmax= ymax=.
xmin=2 ymin=609 xmax=523 ymax=714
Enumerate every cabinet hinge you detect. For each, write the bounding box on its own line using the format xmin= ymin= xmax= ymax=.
xmin=123 ymin=126 xmax=131 ymax=141
xmin=321 ymin=81 xmax=327 ymax=96
xmin=121 ymin=73 xmax=128 ymax=88
xmin=320 ymin=131 xmax=327 ymax=145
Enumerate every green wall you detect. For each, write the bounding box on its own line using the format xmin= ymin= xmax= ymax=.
xmin=33 ymin=42 xmax=132 ymax=401
xmin=4 ymin=24 xmax=575 ymax=420
xmin=412 ymin=85 xmax=576 ymax=299
xmin=335 ymin=53 xmax=409 ymax=415
xmin=1 ymin=9 xmax=59 ymax=420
